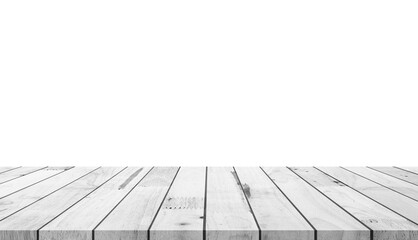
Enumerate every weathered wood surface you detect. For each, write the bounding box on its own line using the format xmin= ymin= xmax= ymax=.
xmin=0 ymin=167 xmax=46 ymax=184
xmin=370 ymin=167 xmax=418 ymax=185
xmin=317 ymin=167 xmax=418 ymax=224
xmin=40 ymin=167 xmax=152 ymax=240
xmin=206 ymin=167 xmax=258 ymax=240
xmin=0 ymin=167 xmax=21 ymax=175
xmin=0 ymin=167 xmax=98 ymax=220
xmin=0 ymin=167 xmax=418 ymax=240
xmin=291 ymin=167 xmax=418 ymax=240
xmin=0 ymin=167 xmax=72 ymax=198
xmin=0 ymin=167 xmax=124 ymax=240
xmin=262 ymin=167 xmax=369 ymax=240
xmin=235 ymin=167 xmax=313 ymax=240
xmin=344 ymin=167 xmax=418 ymax=201
xmin=95 ymin=167 xmax=179 ymax=240
xmin=150 ymin=167 xmax=206 ymax=240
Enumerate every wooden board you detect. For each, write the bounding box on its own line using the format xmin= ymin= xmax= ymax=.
xmin=235 ymin=167 xmax=313 ymax=240
xmin=150 ymin=167 xmax=206 ymax=240
xmin=0 ymin=166 xmax=72 ymax=198
xmin=317 ymin=167 xmax=418 ymax=224
xmin=0 ymin=167 xmax=124 ymax=240
xmin=0 ymin=166 xmax=417 ymax=240
xmin=0 ymin=167 xmax=21 ymax=174
xmin=95 ymin=167 xmax=179 ymax=240
xmin=0 ymin=167 xmax=98 ymax=220
xmin=206 ymin=167 xmax=259 ymax=240
xmin=370 ymin=167 xmax=418 ymax=185
xmin=0 ymin=167 xmax=46 ymax=184
xmin=40 ymin=167 xmax=152 ymax=240
xmin=290 ymin=167 xmax=418 ymax=240
xmin=344 ymin=167 xmax=418 ymax=201
xmin=399 ymin=167 xmax=418 ymax=174
xmin=262 ymin=167 xmax=370 ymax=240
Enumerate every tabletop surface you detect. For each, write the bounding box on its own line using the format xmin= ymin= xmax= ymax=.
xmin=0 ymin=166 xmax=418 ymax=240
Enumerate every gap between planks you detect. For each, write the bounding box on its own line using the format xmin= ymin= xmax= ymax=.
xmin=0 ymin=167 xmax=415 ymax=240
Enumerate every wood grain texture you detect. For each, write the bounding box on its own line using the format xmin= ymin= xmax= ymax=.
xmin=290 ymin=167 xmax=418 ymax=240
xmin=150 ymin=167 xmax=205 ymax=240
xmin=0 ymin=166 xmax=417 ymax=240
xmin=0 ymin=167 xmax=98 ymax=220
xmin=235 ymin=167 xmax=313 ymax=240
xmin=206 ymin=167 xmax=258 ymax=240
xmin=370 ymin=167 xmax=418 ymax=185
xmin=0 ymin=166 xmax=72 ymax=198
xmin=262 ymin=167 xmax=370 ymax=240
xmin=0 ymin=167 xmax=124 ymax=240
xmin=344 ymin=167 xmax=418 ymax=200
xmin=95 ymin=167 xmax=179 ymax=240
xmin=40 ymin=167 xmax=152 ymax=240
xmin=318 ymin=167 xmax=418 ymax=224
xmin=0 ymin=167 xmax=46 ymax=184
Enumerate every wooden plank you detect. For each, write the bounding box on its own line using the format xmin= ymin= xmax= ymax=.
xmin=318 ymin=167 xmax=418 ymax=224
xmin=39 ymin=167 xmax=152 ymax=240
xmin=262 ymin=167 xmax=370 ymax=240
xmin=206 ymin=167 xmax=258 ymax=240
xmin=235 ymin=167 xmax=313 ymax=240
xmin=0 ymin=167 xmax=98 ymax=220
xmin=0 ymin=167 xmax=21 ymax=175
xmin=370 ymin=167 xmax=418 ymax=185
xmin=150 ymin=167 xmax=205 ymax=240
xmin=0 ymin=167 xmax=124 ymax=240
xmin=95 ymin=167 xmax=179 ymax=240
xmin=398 ymin=167 xmax=418 ymax=174
xmin=290 ymin=167 xmax=418 ymax=240
xmin=344 ymin=167 xmax=418 ymax=200
xmin=0 ymin=166 xmax=72 ymax=198
xmin=0 ymin=166 xmax=46 ymax=184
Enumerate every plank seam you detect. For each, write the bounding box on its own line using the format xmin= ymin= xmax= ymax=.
xmin=232 ymin=166 xmax=261 ymax=240
xmin=286 ymin=167 xmax=374 ymax=240
xmin=315 ymin=167 xmax=418 ymax=226
xmin=147 ymin=166 xmax=181 ymax=240
xmin=0 ymin=167 xmax=101 ymax=222
xmin=367 ymin=167 xmax=418 ymax=187
xmin=92 ymin=167 xmax=154 ymax=240
xmin=341 ymin=167 xmax=418 ymax=202
xmin=36 ymin=167 xmax=128 ymax=240
xmin=0 ymin=166 xmax=22 ymax=175
xmin=394 ymin=167 xmax=418 ymax=175
xmin=203 ymin=166 xmax=208 ymax=240
xmin=260 ymin=167 xmax=317 ymax=240
xmin=0 ymin=167 xmax=48 ymax=184
xmin=0 ymin=166 xmax=75 ymax=200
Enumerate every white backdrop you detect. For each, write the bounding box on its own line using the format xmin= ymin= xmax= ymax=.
xmin=1 ymin=0 xmax=417 ymax=166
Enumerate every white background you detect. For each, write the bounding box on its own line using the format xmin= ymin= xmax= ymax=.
xmin=1 ymin=0 xmax=417 ymax=166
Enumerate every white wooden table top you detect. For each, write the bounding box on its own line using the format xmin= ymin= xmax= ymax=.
xmin=0 ymin=167 xmax=418 ymax=240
